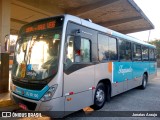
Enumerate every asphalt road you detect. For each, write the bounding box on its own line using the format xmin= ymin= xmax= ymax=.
xmin=1 ymin=69 xmax=160 ymax=120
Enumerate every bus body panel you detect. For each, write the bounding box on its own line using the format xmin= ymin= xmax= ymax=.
xmin=112 ymin=62 xmax=133 ymax=96
xmin=111 ymin=82 xmax=124 ymax=96
xmin=149 ymin=62 xmax=157 ymax=74
xmin=64 ymin=90 xmax=93 ymax=112
xmin=123 ymin=80 xmax=128 ymax=92
xmin=149 ymin=62 xmax=157 ymax=80
xmin=95 ymin=63 xmax=112 ymax=84
xmin=39 ymin=97 xmax=65 ymax=111
xmin=64 ymin=65 xmax=94 ymax=94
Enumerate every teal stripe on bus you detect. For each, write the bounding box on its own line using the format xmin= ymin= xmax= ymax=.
xmin=13 ymin=85 xmax=49 ymax=100
xmin=113 ymin=62 xmax=156 ymax=83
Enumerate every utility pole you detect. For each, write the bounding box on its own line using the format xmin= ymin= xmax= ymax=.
xmin=148 ymin=30 xmax=151 ymax=42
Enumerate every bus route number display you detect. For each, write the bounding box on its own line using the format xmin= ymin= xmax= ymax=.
xmin=25 ymin=21 xmax=56 ymax=33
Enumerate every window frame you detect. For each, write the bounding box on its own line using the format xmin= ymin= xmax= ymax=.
xmin=132 ymin=43 xmax=142 ymax=61
xmin=65 ymin=35 xmax=92 ymax=65
xmin=98 ymin=33 xmax=118 ymax=62
xmin=149 ymin=48 xmax=156 ymax=61
xmin=78 ymin=37 xmax=92 ymax=63
xmin=98 ymin=33 xmax=109 ymax=62
xmin=108 ymin=36 xmax=118 ymax=61
xmin=142 ymin=46 xmax=149 ymax=61
xmin=118 ymin=39 xmax=132 ymax=62
xmin=154 ymin=49 xmax=157 ymax=61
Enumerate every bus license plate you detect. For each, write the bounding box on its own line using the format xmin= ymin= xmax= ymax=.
xmin=19 ymin=103 xmax=27 ymax=110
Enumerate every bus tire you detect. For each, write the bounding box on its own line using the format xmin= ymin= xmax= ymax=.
xmin=140 ymin=74 xmax=148 ymax=89
xmin=92 ymin=83 xmax=106 ymax=110
xmin=106 ymin=84 xmax=111 ymax=102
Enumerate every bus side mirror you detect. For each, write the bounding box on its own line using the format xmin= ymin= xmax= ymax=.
xmin=4 ymin=34 xmax=10 ymax=53
xmin=74 ymin=36 xmax=81 ymax=51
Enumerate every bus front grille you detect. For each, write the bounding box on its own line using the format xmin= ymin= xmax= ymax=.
xmin=13 ymin=95 xmax=37 ymax=110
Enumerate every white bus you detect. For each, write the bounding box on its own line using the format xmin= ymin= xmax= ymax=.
xmin=10 ymin=14 xmax=157 ymax=117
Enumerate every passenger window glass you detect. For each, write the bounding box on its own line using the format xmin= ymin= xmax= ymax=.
xmin=142 ymin=46 xmax=149 ymax=61
xmin=65 ymin=36 xmax=91 ymax=68
xmin=66 ymin=36 xmax=74 ymax=62
xmin=64 ymin=36 xmax=74 ymax=68
xmin=109 ymin=37 xmax=117 ymax=60
xmin=126 ymin=42 xmax=132 ymax=60
xmin=119 ymin=40 xmax=131 ymax=61
xmin=98 ymin=34 xmax=109 ymax=61
xmin=154 ymin=49 xmax=157 ymax=61
xmin=98 ymin=34 xmax=117 ymax=61
xmin=149 ymin=49 xmax=155 ymax=61
xmin=80 ymin=38 xmax=90 ymax=62
xmin=133 ymin=44 xmax=142 ymax=61
xmin=74 ymin=38 xmax=91 ymax=63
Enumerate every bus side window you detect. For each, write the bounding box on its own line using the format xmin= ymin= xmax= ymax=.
xmin=65 ymin=36 xmax=91 ymax=69
xmin=149 ymin=48 xmax=155 ymax=61
xmin=98 ymin=34 xmax=118 ymax=61
xmin=74 ymin=38 xmax=91 ymax=63
xmin=154 ymin=49 xmax=157 ymax=61
xmin=133 ymin=44 xmax=142 ymax=61
xmin=142 ymin=46 xmax=149 ymax=61
xmin=79 ymin=38 xmax=91 ymax=63
xmin=119 ymin=40 xmax=131 ymax=61
xmin=98 ymin=34 xmax=109 ymax=61
xmin=108 ymin=37 xmax=118 ymax=60
xmin=65 ymin=36 xmax=74 ymax=69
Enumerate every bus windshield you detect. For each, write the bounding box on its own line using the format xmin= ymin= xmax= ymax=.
xmin=12 ymin=29 xmax=61 ymax=81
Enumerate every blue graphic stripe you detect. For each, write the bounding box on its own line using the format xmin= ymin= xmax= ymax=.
xmin=113 ymin=61 xmax=156 ymax=83
xmin=13 ymin=85 xmax=49 ymax=100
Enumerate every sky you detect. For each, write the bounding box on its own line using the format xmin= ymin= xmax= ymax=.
xmin=128 ymin=0 xmax=160 ymax=42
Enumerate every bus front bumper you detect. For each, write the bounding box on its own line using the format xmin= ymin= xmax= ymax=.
xmin=10 ymin=92 xmax=65 ymax=113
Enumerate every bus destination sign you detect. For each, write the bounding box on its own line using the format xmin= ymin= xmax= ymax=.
xmin=25 ymin=21 xmax=56 ymax=33
xmin=20 ymin=16 xmax=64 ymax=34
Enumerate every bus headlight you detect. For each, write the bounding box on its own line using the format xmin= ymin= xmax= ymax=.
xmin=41 ymin=84 xmax=58 ymax=102
xmin=10 ymin=82 xmax=16 ymax=92
xmin=10 ymin=81 xmax=13 ymax=91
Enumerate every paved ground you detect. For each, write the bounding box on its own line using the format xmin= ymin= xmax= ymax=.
xmin=0 ymin=69 xmax=160 ymax=120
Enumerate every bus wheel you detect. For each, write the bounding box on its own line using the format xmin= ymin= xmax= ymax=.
xmin=92 ymin=83 xmax=106 ymax=110
xmin=140 ymin=74 xmax=148 ymax=89
xmin=106 ymin=84 xmax=111 ymax=102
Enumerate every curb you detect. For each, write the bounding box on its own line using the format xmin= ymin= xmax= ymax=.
xmin=0 ymin=99 xmax=15 ymax=108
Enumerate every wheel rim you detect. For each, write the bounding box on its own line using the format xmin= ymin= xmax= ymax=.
xmin=96 ymin=89 xmax=105 ymax=102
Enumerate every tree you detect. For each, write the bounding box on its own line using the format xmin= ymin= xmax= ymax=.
xmin=149 ymin=39 xmax=160 ymax=59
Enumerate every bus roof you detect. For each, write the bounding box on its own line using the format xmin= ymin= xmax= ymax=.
xmin=64 ymin=14 xmax=155 ymax=48
xmin=20 ymin=14 xmax=156 ymax=49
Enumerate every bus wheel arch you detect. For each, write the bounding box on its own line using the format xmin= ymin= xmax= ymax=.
xmin=98 ymin=79 xmax=112 ymax=102
xmin=140 ymin=72 xmax=148 ymax=89
xmin=92 ymin=79 xmax=111 ymax=110
xmin=144 ymin=72 xmax=148 ymax=82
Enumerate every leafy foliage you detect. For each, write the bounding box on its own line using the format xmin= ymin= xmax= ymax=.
xmin=149 ymin=39 xmax=160 ymax=59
